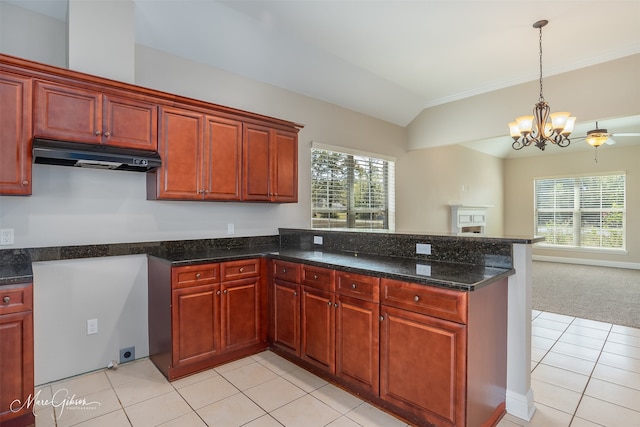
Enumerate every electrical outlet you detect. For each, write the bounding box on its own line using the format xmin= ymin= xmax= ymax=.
xmin=119 ymin=346 xmax=135 ymax=364
xmin=87 ymin=318 xmax=98 ymax=335
xmin=227 ymin=223 xmax=235 ymax=235
xmin=313 ymin=235 xmax=323 ymax=245
xmin=0 ymin=229 xmax=14 ymax=245
xmin=416 ymin=243 xmax=432 ymax=255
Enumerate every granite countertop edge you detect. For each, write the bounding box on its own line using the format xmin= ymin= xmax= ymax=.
xmin=2 ymin=246 xmax=514 ymax=292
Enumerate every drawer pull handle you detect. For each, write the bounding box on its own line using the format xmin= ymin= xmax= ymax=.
xmin=351 ymin=283 xmax=357 ymax=289
xmin=195 ymin=273 xmax=201 ymax=279
xmin=282 ymin=268 xmax=287 ymax=273
xmin=414 ymin=295 xmax=420 ymax=302
xmin=313 ymin=274 xmax=318 ymax=280
xmin=2 ymin=296 xmax=9 ymax=304
xmin=239 ymin=267 xmax=245 ymax=273
xmin=294 ymin=291 xmax=298 ymax=296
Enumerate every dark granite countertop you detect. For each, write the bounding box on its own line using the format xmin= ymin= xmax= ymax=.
xmin=0 ymin=262 xmax=34 ymax=286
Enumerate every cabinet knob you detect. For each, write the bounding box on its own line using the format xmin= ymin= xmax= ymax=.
xmin=216 ymin=290 xmax=221 ymax=295
xmin=282 ymin=268 xmax=287 ymax=273
xmin=2 ymin=296 xmax=9 ymax=304
xmin=223 ymin=289 xmax=228 ymax=294
xmin=334 ymin=303 xmax=338 ymax=308
xmin=294 ymin=291 xmax=298 ymax=296
xmin=195 ymin=273 xmax=201 ymax=279
xmin=239 ymin=267 xmax=245 ymax=273
xmin=104 ymin=132 xmax=110 ymax=138
xmin=327 ymin=301 xmax=332 ymax=306
xmin=351 ymin=283 xmax=357 ymax=289
xmin=414 ymin=295 xmax=420 ymax=302
xmin=95 ymin=130 xmax=101 ymax=136
xmin=379 ymin=315 xmax=384 ymax=321
xmin=22 ymin=180 xmax=29 ymax=185
xmin=313 ymin=274 xmax=318 ymax=280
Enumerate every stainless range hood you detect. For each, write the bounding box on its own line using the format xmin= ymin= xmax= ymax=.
xmin=32 ymin=139 xmax=162 ymax=172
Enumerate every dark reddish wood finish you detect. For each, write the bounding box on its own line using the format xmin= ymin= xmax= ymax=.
xmin=204 ymin=115 xmax=243 ymax=201
xmin=0 ymin=283 xmax=34 ymax=426
xmin=0 ymin=71 xmax=32 ymax=195
xmin=380 ymin=305 xmax=467 ymax=427
xmin=271 ymin=279 xmax=301 ymax=357
xmin=272 ymin=260 xmax=301 ymax=283
xmin=243 ymin=124 xmax=271 ymax=201
xmin=300 ymin=286 xmax=336 ymax=374
xmin=336 ymin=294 xmax=380 ymax=395
xmin=221 ymin=277 xmax=263 ymax=353
xmin=271 ymin=129 xmax=298 ymax=203
xmin=103 ymin=94 xmax=157 ymax=150
xmin=301 ymin=265 xmax=335 ymax=292
xmin=336 ymin=271 xmax=380 ymax=302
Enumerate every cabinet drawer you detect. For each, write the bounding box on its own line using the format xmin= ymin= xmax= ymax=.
xmin=336 ymin=272 xmax=379 ymax=302
xmin=172 ymin=264 xmax=220 ymax=289
xmin=221 ymin=259 xmax=260 ymax=282
xmin=301 ymin=265 xmax=335 ymax=292
xmin=381 ymin=278 xmax=467 ymax=324
xmin=0 ymin=282 xmax=33 ymax=314
xmin=272 ymin=260 xmax=300 ymax=283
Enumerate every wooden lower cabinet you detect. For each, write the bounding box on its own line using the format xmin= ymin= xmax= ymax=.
xmin=300 ymin=286 xmax=335 ymax=373
xmin=0 ymin=283 xmax=35 ymax=427
xmin=148 ymin=258 xmax=266 ymax=380
xmin=380 ymin=305 xmax=466 ymax=427
xmin=271 ymin=279 xmax=300 ymax=357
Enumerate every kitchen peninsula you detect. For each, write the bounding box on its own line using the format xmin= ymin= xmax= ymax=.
xmin=0 ymin=229 xmax=541 ymax=427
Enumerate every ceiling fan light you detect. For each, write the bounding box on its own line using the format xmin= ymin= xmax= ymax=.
xmin=516 ymin=115 xmax=534 ymax=133
xmin=562 ymin=117 xmax=576 ymax=135
xmin=550 ymin=112 xmax=570 ymax=130
xmin=586 ymin=134 xmax=608 ymax=147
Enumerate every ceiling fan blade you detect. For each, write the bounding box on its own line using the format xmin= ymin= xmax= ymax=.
xmin=610 ymin=132 xmax=640 ymax=137
xmin=605 ymin=137 xmax=617 ymax=145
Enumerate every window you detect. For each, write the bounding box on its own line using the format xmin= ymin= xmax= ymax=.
xmin=311 ymin=144 xmax=395 ymax=230
xmin=534 ymin=173 xmax=626 ymax=249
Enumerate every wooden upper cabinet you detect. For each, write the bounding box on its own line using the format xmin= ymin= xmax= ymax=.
xmin=0 ymin=71 xmax=32 ymax=195
xmin=204 ymin=115 xmax=242 ymax=201
xmin=150 ymin=106 xmax=204 ymax=200
xmin=34 ymin=80 xmax=157 ymax=150
xmin=243 ymin=124 xmax=298 ymax=203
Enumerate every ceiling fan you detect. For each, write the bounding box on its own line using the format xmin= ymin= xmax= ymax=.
xmin=574 ymin=122 xmax=640 ymax=148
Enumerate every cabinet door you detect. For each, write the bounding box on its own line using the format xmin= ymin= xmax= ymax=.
xmin=204 ymin=116 xmax=242 ymax=200
xmin=103 ymin=94 xmax=157 ymax=150
xmin=242 ymin=123 xmax=271 ymax=201
xmin=34 ymin=81 xmax=102 ymax=143
xmin=336 ymin=294 xmax=379 ymax=395
xmin=0 ymin=311 xmax=34 ymax=423
xmin=380 ymin=305 xmax=466 ymax=427
xmin=271 ymin=129 xmax=298 ymax=203
xmin=0 ymin=72 xmax=32 ymax=195
xmin=221 ymin=277 xmax=262 ymax=353
xmin=301 ymin=286 xmax=335 ymax=374
xmin=152 ymin=106 xmax=204 ymax=200
xmin=272 ymin=279 xmax=300 ymax=357
xmin=171 ymin=284 xmax=220 ymax=367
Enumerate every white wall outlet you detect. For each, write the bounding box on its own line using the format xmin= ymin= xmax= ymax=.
xmin=416 ymin=243 xmax=432 ymax=255
xmin=227 ymin=223 xmax=235 ymax=235
xmin=313 ymin=235 xmax=323 ymax=245
xmin=0 ymin=228 xmax=14 ymax=245
xmin=416 ymin=264 xmax=432 ymax=276
xmin=87 ymin=318 xmax=98 ymax=335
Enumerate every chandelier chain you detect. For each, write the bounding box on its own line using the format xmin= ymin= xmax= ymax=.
xmin=538 ymin=25 xmax=544 ymax=102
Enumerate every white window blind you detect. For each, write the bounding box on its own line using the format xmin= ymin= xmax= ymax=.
xmin=311 ymin=146 xmax=395 ymax=230
xmin=534 ymin=174 xmax=625 ymax=249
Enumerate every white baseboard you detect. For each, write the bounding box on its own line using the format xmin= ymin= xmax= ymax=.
xmin=533 ymin=255 xmax=640 ymax=270
xmin=506 ymin=389 xmax=536 ymax=422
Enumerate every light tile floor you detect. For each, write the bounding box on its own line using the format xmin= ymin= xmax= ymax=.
xmin=32 ymin=310 xmax=640 ymax=427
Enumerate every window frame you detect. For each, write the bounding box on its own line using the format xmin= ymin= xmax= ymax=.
xmin=310 ymin=142 xmax=395 ymax=231
xmin=534 ymin=172 xmax=626 ymax=251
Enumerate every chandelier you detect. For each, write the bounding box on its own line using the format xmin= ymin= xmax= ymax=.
xmin=509 ymin=20 xmax=576 ymax=151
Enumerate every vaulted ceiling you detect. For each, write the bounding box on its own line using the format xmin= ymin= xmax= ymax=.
xmin=6 ymin=0 xmax=640 ymax=156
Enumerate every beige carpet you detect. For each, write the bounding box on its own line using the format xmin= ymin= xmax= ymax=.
xmin=532 ymin=261 xmax=640 ymax=329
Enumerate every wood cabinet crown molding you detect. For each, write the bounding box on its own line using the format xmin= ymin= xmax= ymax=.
xmin=0 ymin=54 xmax=304 ymax=131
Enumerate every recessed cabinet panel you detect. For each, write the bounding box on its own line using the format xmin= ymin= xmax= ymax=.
xmin=104 ymin=95 xmax=158 ymax=150
xmin=0 ymin=72 xmax=32 ymax=195
xmin=272 ymin=130 xmax=298 ymax=202
xmin=221 ymin=278 xmax=261 ymax=352
xmin=272 ymin=279 xmax=300 ymax=356
xmin=34 ymin=81 xmax=102 ymax=143
xmin=204 ymin=116 xmax=242 ymax=200
xmin=243 ymin=124 xmax=271 ymax=201
xmin=301 ymin=286 xmax=335 ymax=374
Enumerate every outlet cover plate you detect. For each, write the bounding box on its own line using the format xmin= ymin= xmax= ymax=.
xmin=119 ymin=346 xmax=135 ymax=364
xmin=416 ymin=243 xmax=432 ymax=255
